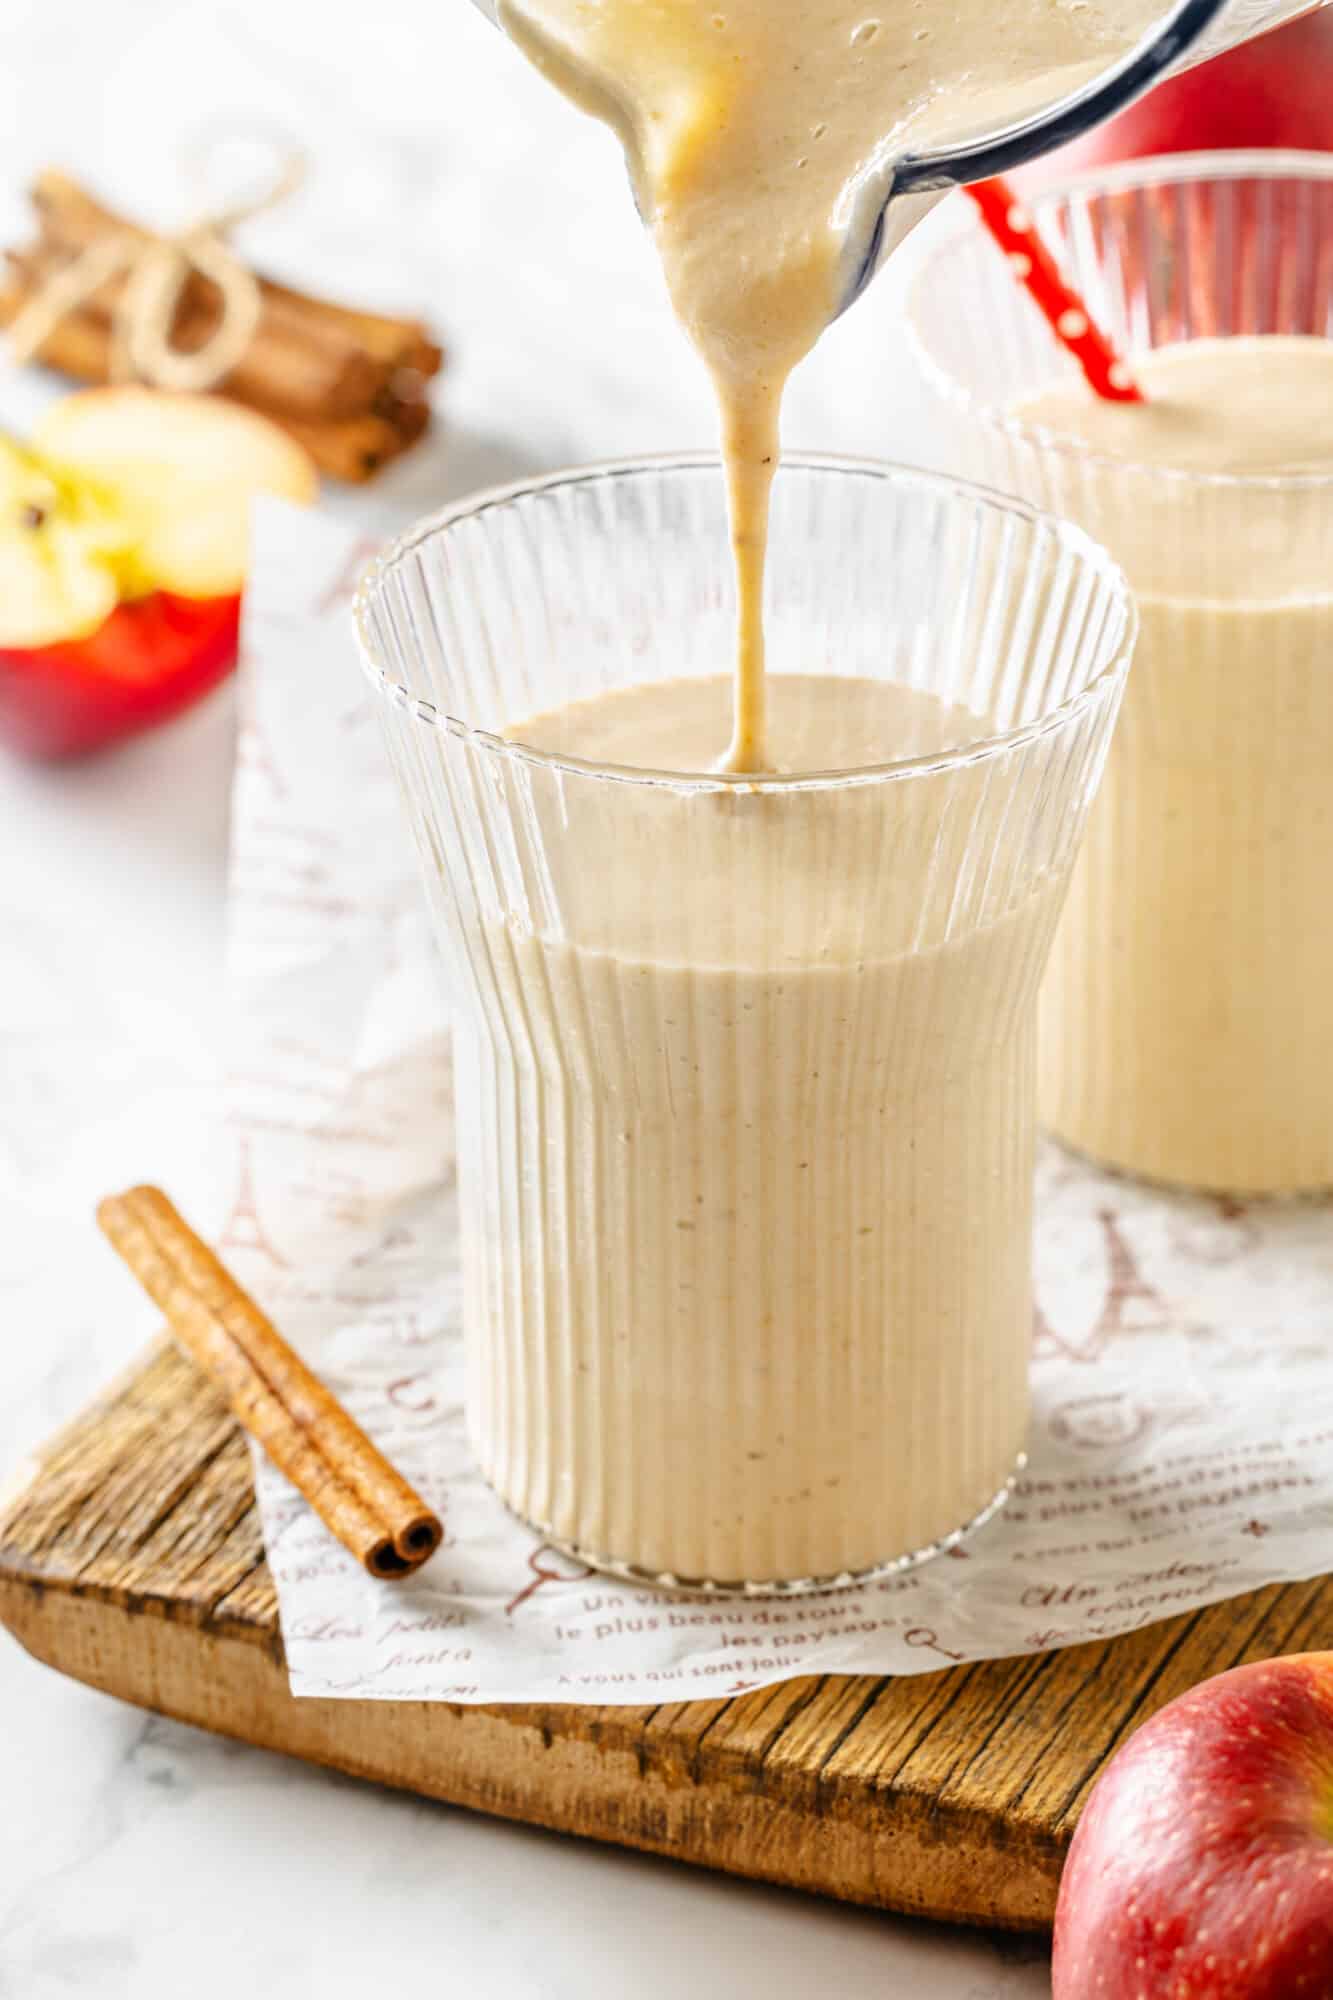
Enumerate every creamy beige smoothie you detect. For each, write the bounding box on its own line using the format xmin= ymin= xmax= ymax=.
xmin=461 ymin=673 xmax=1065 ymax=1584
xmin=1017 ymin=336 xmax=1333 ymax=1192
xmin=407 ymin=1 xmax=1147 ymax=1583
xmin=498 ymin=0 xmax=1155 ymax=769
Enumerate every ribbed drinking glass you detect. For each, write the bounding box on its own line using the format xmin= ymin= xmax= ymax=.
xmin=911 ymin=151 xmax=1333 ymax=1194
xmin=356 ymin=456 xmax=1133 ymax=1591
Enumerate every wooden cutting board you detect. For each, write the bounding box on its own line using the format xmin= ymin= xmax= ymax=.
xmin=3 ymin=1335 xmax=1330 ymax=1934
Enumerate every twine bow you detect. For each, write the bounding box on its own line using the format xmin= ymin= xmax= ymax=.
xmin=7 ymin=137 xmax=306 ymax=393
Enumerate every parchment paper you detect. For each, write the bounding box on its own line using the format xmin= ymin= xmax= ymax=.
xmin=228 ymin=501 xmax=1333 ymax=1703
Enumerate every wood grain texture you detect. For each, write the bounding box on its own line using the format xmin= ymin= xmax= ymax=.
xmin=3 ymin=1338 xmax=1331 ymax=1932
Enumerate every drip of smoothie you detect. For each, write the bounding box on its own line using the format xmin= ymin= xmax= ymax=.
xmin=498 ymin=0 xmax=1157 ymax=769
xmin=1016 ymin=336 xmax=1333 ymax=1190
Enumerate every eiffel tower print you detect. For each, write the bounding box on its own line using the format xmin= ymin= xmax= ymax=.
xmin=1034 ymin=1206 xmax=1169 ymax=1364
xmin=217 ymin=1139 xmax=288 ymax=1268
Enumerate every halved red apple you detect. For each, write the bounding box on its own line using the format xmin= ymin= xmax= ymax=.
xmin=0 ymin=388 xmax=317 ymax=758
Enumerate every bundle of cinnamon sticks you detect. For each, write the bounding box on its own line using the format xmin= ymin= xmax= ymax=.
xmin=0 ymin=170 xmax=443 ymax=483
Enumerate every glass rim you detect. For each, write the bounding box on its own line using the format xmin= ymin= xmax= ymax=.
xmin=907 ymin=147 xmax=1333 ymax=496
xmin=353 ymin=452 xmax=1136 ymax=796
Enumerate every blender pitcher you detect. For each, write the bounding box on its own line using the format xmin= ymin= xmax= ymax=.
xmin=468 ymin=0 xmax=1330 ymax=303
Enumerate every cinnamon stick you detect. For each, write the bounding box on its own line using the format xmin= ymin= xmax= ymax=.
xmin=0 ymin=271 xmax=109 ymax=383
xmin=2 ymin=170 xmax=442 ymax=480
xmin=96 ymin=1186 xmax=442 ymax=1579
xmin=282 ymin=396 xmax=431 ymax=483
xmin=0 ymin=271 xmax=429 ymax=483
xmin=6 ymin=241 xmax=389 ymax=422
xmin=30 ymin=169 xmax=443 ymax=379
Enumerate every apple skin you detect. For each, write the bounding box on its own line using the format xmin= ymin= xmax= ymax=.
xmin=1016 ymin=11 xmax=1333 ymax=190
xmin=0 ymin=591 xmax=241 ymax=758
xmin=0 ymin=389 xmax=315 ymax=758
xmin=1053 ymin=1654 xmax=1333 ymax=1999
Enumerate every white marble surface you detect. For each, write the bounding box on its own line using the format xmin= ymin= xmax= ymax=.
xmin=0 ymin=4 xmax=1049 ymax=1993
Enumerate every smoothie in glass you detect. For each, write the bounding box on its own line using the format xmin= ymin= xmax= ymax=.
xmin=1017 ymin=334 xmax=1333 ymax=1193
xmin=910 ymin=153 xmax=1333 ymax=1192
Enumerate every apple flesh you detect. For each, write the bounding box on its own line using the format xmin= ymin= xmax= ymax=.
xmin=0 ymin=388 xmax=316 ymax=758
xmin=1053 ymin=1654 xmax=1333 ymax=1999
xmin=0 ymin=439 xmax=135 ymax=649
xmin=33 ymin=386 xmax=319 ymax=599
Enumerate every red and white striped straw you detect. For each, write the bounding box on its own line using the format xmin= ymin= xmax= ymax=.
xmin=966 ymin=176 xmax=1144 ymax=405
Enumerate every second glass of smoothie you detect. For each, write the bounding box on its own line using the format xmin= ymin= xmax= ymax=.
xmin=358 ymin=457 xmax=1133 ymax=1591
xmin=912 ymin=151 xmax=1333 ymax=1196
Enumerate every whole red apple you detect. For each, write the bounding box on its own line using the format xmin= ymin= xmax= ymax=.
xmin=1053 ymin=1654 xmax=1333 ymax=1998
